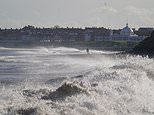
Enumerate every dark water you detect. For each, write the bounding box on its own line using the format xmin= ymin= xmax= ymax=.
xmin=0 ymin=47 xmax=154 ymax=115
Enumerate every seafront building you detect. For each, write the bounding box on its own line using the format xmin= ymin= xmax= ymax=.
xmin=110 ymin=23 xmax=145 ymax=41
xmin=0 ymin=24 xmax=153 ymax=44
xmin=83 ymin=23 xmax=154 ymax=42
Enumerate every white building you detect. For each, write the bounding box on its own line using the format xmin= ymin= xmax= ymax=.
xmin=84 ymin=23 xmax=145 ymax=41
xmin=112 ymin=23 xmax=144 ymax=41
xmin=120 ymin=23 xmax=134 ymax=37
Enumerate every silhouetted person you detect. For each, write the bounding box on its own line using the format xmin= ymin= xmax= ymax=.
xmin=86 ymin=48 xmax=89 ymax=54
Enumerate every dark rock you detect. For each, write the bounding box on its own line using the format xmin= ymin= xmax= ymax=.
xmin=73 ymin=75 xmax=84 ymax=79
xmin=133 ymin=31 xmax=154 ymax=56
xmin=17 ymin=108 xmax=38 ymax=115
xmin=91 ymin=83 xmax=98 ymax=87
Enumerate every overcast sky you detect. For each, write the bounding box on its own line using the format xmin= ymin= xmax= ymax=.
xmin=0 ymin=0 xmax=154 ymax=29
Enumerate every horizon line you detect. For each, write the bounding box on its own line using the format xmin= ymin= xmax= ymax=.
xmin=0 ymin=25 xmax=154 ymax=30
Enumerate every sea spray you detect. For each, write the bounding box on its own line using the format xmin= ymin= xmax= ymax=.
xmin=0 ymin=47 xmax=153 ymax=115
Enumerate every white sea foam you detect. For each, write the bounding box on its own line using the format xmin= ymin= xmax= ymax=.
xmin=0 ymin=47 xmax=153 ymax=115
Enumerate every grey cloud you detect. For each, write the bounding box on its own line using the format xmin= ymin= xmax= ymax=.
xmin=0 ymin=0 xmax=153 ymax=28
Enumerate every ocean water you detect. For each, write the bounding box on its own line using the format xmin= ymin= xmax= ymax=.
xmin=0 ymin=47 xmax=153 ymax=115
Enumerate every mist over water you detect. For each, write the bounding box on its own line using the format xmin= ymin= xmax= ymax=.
xmin=0 ymin=47 xmax=154 ymax=115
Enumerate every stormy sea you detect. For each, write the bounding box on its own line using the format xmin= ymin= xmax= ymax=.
xmin=0 ymin=47 xmax=154 ymax=115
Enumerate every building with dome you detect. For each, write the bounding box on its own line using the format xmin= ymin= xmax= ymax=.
xmin=120 ymin=23 xmax=134 ymax=37
xmin=110 ymin=23 xmax=144 ymax=41
xmin=84 ymin=23 xmax=145 ymax=42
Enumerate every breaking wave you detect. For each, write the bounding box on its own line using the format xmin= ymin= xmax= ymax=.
xmin=0 ymin=47 xmax=154 ymax=115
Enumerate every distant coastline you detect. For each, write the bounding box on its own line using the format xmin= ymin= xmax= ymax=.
xmin=0 ymin=25 xmax=153 ymax=51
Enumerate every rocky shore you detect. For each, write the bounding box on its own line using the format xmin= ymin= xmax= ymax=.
xmin=131 ymin=31 xmax=154 ymax=57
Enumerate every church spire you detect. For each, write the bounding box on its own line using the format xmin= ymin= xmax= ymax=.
xmin=126 ymin=18 xmax=128 ymax=27
xmin=126 ymin=22 xmax=128 ymax=27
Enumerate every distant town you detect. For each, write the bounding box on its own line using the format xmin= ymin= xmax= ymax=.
xmin=0 ymin=24 xmax=153 ymax=49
